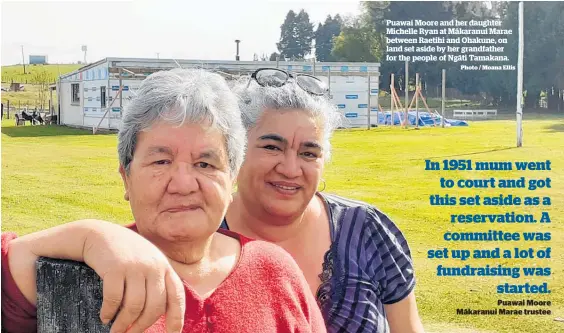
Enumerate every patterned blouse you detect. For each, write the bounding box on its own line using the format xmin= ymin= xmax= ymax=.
xmin=220 ymin=192 xmax=416 ymax=332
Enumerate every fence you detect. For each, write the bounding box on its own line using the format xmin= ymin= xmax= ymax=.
xmin=1 ymin=99 xmax=57 ymax=120
xmin=1 ymin=77 xmax=59 ymax=85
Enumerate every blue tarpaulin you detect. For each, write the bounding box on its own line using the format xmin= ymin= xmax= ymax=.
xmin=375 ymin=111 xmax=469 ymax=127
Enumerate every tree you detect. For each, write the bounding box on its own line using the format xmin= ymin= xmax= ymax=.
xmin=315 ymin=15 xmax=343 ymax=61
xmin=447 ymin=1 xmax=499 ymax=97
xmin=331 ymin=18 xmax=381 ymax=62
xmin=295 ymin=10 xmax=315 ymax=58
xmin=521 ymin=2 xmax=564 ymax=110
xmin=32 ymin=68 xmax=51 ymax=111
xmin=361 ymin=1 xmax=455 ymax=94
xmin=315 ymin=22 xmax=324 ymax=58
xmin=277 ymin=9 xmax=314 ymax=59
xmin=269 ymin=52 xmax=279 ymax=61
xmin=277 ymin=10 xmax=300 ymax=59
xmin=494 ymin=1 xmax=564 ymax=110
xmin=354 ymin=1 xmax=563 ymax=110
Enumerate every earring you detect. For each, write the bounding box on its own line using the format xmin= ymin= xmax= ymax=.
xmin=318 ymin=179 xmax=326 ymax=192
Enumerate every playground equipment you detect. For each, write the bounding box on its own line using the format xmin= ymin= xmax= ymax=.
xmin=383 ymin=70 xmax=468 ymax=128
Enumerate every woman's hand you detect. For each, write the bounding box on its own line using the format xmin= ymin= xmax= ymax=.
xmin=81 ymin=221 xmax=186 ymax=333
xmin=7 ymin=219 xmax=185 ymax=333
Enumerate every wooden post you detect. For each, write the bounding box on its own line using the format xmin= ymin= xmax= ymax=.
xmin=327 ymin=69 xmax=331 ymax=98
xmin=441 ymin=69 xmax=446 ymax=128
xmin=119 ymin=68 xmax=123 ymax=119
xmin=313 ymin=59 xmax=316 ymax=76
xmin=374 ymin=76 xmax=379 ymax=127
xmin=50 ymin=86 xmax=54 ymax=117
xmin=57 ymin=79 xmax=61 ymax=125
xmin=7 ymin=100 xmax=10 ymax=119
xmin=93 ymin=85 xmax=123 ymax=134
xmin=516 ymin=1 xmax=524 ymax=147
xmin=367 ymin=73 xmax=371 ymax=129
xmin=390 ymin=74 xmax=394 ymax=126
xmin=415 ymin=73 xmax=419 ymax=129
xmin=36 ymin=257 xmax=111 ymax=332
xmin=404 ymin=61 xmax=409 ymax=128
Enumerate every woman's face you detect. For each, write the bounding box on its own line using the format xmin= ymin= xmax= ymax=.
xmin=120 ymin=120 xmax=233 ymax=244
xmin=237 ymin=109 xmax=325 ymax=221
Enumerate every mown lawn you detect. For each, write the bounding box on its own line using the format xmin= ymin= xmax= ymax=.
xmin=2 ymin=64 xmax=81 ymax=84
xmin=1 ymin=83 xmax=56 ymax=111
xmin=1 ymin=63 xmax=81 ymax=110
xmin=2 ymin=115 xmax=563 ymax=333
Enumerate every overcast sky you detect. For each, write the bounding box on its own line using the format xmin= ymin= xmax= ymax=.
xmin=1 ymin=0 xmax=361 ymax=65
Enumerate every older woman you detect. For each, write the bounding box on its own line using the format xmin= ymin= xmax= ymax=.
xmin=222 ymin=68 xmax=425 ymax=333
xmin=1 ymin=69 xmax=326 ymax=333
xmin=4 ymin=68 xmax=424 ymax=333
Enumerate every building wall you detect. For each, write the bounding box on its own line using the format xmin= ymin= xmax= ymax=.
xmin=58 ymin=58 xmax=381 ymax=129
xmin=59 ymin=80 xmax=83 ymax=126
xmin=83 ymin=79 xmax=111 ymax=129
xmin=100 ymin=78 xmax=143 ymax=130
xmin=60 ymin=61 xmax=110 ymax=128
xmin=263 ymin=63 xmax=380 ymax=128
xmin=82 ymin=76 xmax=143 ymax=130
xmin=318 ymin=75 xmax=379 ymax=128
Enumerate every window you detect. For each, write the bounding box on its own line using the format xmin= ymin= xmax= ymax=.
xmin=71 ymin=83 xmax=80 ymax=104
xmin=100 ymin=86 xmax=106 ymax=108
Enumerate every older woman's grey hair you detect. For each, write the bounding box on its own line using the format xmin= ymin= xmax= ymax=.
xmin=230 ymin=75 xmax=342 ymax=161
xmin=118 ymin=68 xmax=246 ymax=176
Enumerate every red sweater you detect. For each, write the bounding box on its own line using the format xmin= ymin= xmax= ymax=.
xmin=1 ymin=228 xmax=326 ymax=333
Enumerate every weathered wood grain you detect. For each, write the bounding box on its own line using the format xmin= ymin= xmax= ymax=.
xmin=36 ymin=257 xmax=111 ymax=332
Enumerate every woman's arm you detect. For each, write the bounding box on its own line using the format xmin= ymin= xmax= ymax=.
xmin=8 ymin=220 xmax=95 ymax=306
xmin=363 ymin=207 xmax=425 ymax=332
xmin=2 ymin=232 xmax=38 ymax=333
xmin=385 ymin=291 xmax=425 ymax=333
xmin=4 ymin=219 xmax=185 ymax=333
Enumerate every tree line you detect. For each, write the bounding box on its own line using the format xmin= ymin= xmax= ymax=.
xmin=271 ymin=2 xmax=564 ymax=111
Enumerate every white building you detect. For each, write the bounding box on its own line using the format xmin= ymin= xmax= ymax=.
xmin=56 ymin=57 xmax=380 ymax=131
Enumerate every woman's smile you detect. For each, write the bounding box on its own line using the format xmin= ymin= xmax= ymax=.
xmin=268 ymin=181 xmax=302 ymax=196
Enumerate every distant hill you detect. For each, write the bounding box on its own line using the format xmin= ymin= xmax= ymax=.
xmin=1 ymin=64 xmax=82 ymax=84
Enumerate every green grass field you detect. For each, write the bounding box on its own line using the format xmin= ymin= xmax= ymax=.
xmin=1 ymin=84 xmax=54 ymax=110
xmin=2 ymin=116 xmax=563 ymax=333
xmin=2 ymin=64 xmax=81 ymax=84
xmin=1 ymin=64 xmax=81 ymax=110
